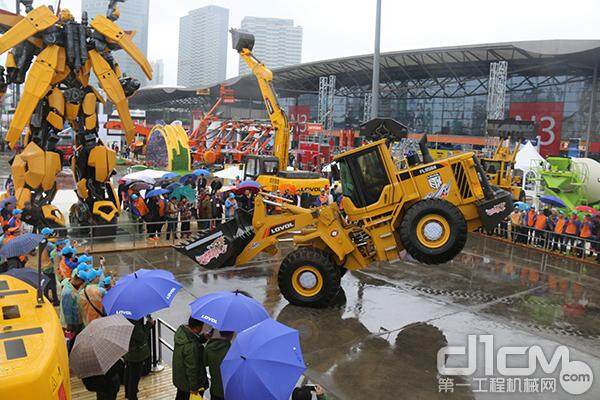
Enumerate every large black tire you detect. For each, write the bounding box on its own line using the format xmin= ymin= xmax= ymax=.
xmin=278 ymin=247 xmax=341 ymax=308
xmin=399 ymin=199 xmax=467 ymax=264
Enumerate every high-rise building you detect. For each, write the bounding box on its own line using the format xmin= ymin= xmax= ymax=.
xmin=238 ymin=17 xmax=302 ymax=76
xmin=81 ymin=0 xmax=150 ymax=84
xmin=148 ymin=60 xmax=164 ymax=86
xmin=177 ymin=6 xmax=229 ymax=88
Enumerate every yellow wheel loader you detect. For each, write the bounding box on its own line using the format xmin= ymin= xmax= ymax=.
xmin=178 ymin=119 xmax=513 ymax=307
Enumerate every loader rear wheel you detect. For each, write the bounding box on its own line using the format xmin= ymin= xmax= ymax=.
xmin=279 ymin=247 xmax=341 ymax=308
xmin=399 ymin=199 xmax=467 ymax=264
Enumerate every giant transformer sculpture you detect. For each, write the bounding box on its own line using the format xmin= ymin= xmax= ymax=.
xmin=0 ymin=0 xmax=151 ymax=235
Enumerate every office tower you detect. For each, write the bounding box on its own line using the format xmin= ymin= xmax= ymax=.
xmin=148 ymin=60 xmax=164 ymax=86
xmin=238 ymin=17 xmax=302 ymax=75
xmin=177 ymin=5 xmax=229 ymax=87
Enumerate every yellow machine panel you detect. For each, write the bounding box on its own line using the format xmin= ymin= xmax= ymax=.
xmin=0 ymin=276 xmax=71 ymax=400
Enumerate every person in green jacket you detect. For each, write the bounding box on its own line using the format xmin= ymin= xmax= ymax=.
xmin=172 ymin=317 xmax=208 ymax=400
xmin=124 ymin=317 xmax=154 ymax=400
xmin=203 ymin=331 xmax=234 ymax=400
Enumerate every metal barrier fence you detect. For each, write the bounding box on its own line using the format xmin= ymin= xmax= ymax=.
xmin=484 ymin=222 xmax=600 ymax=263
xmin=48 ymin=216 xmax=230 ymax=251
xmin=151 ymin=317 xmax=176 ymax=371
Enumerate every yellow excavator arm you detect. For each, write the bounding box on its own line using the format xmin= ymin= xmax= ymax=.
xmin=235 ymin=30 xmax=290 ymax=171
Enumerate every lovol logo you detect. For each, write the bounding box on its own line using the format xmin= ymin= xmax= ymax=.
xmin=485 ymin=202 xmax=506 ymax=216
xmin=269 ymin=221 xmax=295 ymax=236
xmin=201 ymin=314 xmax=218 ymax=325
xmin=165 ymin=287 xmax=177 ymax=300
xmin=116 ymin=310 xmax=133 ymax=316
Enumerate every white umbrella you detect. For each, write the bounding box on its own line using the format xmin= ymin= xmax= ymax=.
xmin=121 ymin=169 xmax=170 ymax=184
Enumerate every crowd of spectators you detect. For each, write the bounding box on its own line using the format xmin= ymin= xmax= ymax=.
xmin=492 ymin=205 xmax=600 ymax=262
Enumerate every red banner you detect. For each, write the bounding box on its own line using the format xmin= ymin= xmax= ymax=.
xmin=508 ymin=102 xmax=564 ymax=157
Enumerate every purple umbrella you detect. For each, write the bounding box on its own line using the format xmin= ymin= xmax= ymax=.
xmin=102 ymin=269 xmax=181 ymax=320
xmin=238 ymin=180 xmax=260 ymax=190
xmin=221 ymin=318 xmax=306 ymax=400
xmin=189 ymin=290 xmax=269 ymax=332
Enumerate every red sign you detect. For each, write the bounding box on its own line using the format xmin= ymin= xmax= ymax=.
xmin=288 ymin=105 xmax=311 ymax=136
xmin=508 ymin=102 xmax=564 ymax=157
xmin=306 ymin=123 xmax=323 ymax=133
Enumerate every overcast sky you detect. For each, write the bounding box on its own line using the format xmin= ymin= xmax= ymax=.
xmin=11 ymin=0 xmax=600 ymax=84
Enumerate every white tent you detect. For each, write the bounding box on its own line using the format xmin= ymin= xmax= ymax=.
xmin=515 ymin=141 xmax=545 ymax=171
xmin=515 ymin=141 xmax=547 ymax=200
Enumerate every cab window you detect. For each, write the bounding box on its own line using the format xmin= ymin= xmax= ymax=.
xmin=340 ymin=147 xmax=390 ymax=208
xmin=263 ymin=160 xmax=279 ymax=175
xmin=245 ymin=157 xmax=259 ymax=179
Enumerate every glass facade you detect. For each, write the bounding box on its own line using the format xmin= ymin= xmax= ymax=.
xmin=285 ymin=74 xmax=600 ymax=143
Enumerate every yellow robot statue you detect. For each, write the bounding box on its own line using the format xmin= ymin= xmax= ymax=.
xmin=0 ymin=0 xmax=152 ymax=236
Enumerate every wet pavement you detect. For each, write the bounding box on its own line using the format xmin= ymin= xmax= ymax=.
xmin=2 ymin=152 xmax=600 ymax=398
xmin=97 ymin=235 xmax=600 ymax=400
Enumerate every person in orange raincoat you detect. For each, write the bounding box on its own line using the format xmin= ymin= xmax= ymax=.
xmin=579 ymin=215 xmax=596 ymax=257
xmin=551 ymin=213 xmax=567 ymax=252
xmin=525 ymin=206 xmax=536 ymax=245
xmin=534 ymin=209 xmax=550 ymax=248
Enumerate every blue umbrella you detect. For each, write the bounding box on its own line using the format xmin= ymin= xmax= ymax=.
xmin=3 ymin=268 xmax=49 ymax=290
xmin=539 ymin=195 xmax=566 ymax=208
xmin=145 ymin=188 xmax=169 ymax=198
xmin=161 ymin=172 xmax=179 ymax=180
xmin=0 ymin=196 xmax=16 ymax=209
xmin=189 ymin=291 xmax=269 ymax=332
xmin=238 ymin=180 xmax=260 ymax=190
xmin=179 ymin=173 xmax=197 ymax=183
xmin=115 ymin=268 xmax=177 ymax=286
xmin=514 ymin=201 xmax=530 ymax=211
xmin=193 ymin=169 xmax=210 ymax=176
xmin=221 ymin=318 xmax=306 ymax=400
xmin=166 ymin=182 xmax=183 ymax=192
xmin=102 ymin=269 xmax=182 ymax=320
xmin=0 ymin=233 xmax=44 ymax=259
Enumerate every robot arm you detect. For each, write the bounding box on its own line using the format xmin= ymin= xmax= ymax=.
xmin=88 ymin=49 xmax=137 ymax=144
xmin=0 ymin=6 xmax=57 ymax=55
xmin=90 ymin=15 xmax=152 ymax=80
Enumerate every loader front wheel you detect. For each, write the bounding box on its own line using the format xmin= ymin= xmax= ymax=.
xmin=279 ymin=247 xmax=341 ymax=308
xmin=399 ymin=199 xmax=467 ymax=264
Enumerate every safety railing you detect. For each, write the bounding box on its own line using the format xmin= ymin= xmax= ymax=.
xmin=151 ymin=317 xmax=176 ymax=371
xmin=482 ymin=222 xmax=600 ymax=263
xmin=46 ymin=216 xmax=234 ymax=252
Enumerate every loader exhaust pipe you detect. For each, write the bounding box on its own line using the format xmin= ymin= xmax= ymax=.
xmin=419 ymin=134 xmax=434 ymax=164
xmin=473 ymin=156 xmax=495 ymax=200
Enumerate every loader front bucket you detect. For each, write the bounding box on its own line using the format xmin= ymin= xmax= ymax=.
xmin=176 ymin=210 xmax=254 ymax=269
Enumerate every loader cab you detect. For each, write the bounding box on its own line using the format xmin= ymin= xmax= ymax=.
xmin=244 ymin=155 xmax=280 ymax=180
xmin=337 ymin=144 xmax=391 ymax=208
xmin=244 ymin=154 xmax=322 ymax=181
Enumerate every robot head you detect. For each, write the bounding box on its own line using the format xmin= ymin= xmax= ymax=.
xmin=59 ymin=9 xmax=74 ymax=22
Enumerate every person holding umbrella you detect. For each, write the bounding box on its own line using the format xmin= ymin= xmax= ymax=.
xmin=172 ymin=317 xmax=209 ymax=400
xmin=102 ymin=269 xmax=182 ymax=399
xmin=123 ymin=316 xmax=154 ymax=400
xmin=204 ymin=330 xmax=234 ymax=400
xmin=70 ymin=314 xmax=134 ymax=400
